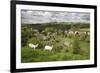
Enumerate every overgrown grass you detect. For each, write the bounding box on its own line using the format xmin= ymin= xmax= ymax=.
xmin=21 ymin=45 xmax=90 ymax=63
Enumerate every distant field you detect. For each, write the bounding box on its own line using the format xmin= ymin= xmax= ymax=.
xmin=79 ymin=28 xmax=90 ymax=32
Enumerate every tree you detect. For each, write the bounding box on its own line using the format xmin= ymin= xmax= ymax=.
xmin=21 ymin=27 xmax=31 ymax=46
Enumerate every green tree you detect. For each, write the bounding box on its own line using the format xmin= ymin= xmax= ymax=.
xmin=21 ymin=27 xmax=31 ymax=46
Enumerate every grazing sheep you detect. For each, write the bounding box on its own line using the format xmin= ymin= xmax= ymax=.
xmin=75 ymin=31 xmax=86 ymax=37
xmin=63 ymin=41 xmax=72 ymax=52
xmin=68 ymin=31 xmax=74 ymax=36
xmin=68 ymin=31 xmax=74 ymax=34
xmin=64 ymin=30 xmax=68 ymax=34
xmin=65 ymin=30 xmax=68 ymax=33
xmin=74 ymin=31 xmax=79 ymax=36
xmin=63 ymin=42 xmax=71 ymax=47
xmin=44 ymin=45 xmax=53 ymax=51
xmin=28 ymin=43 xmax=38 ymax=50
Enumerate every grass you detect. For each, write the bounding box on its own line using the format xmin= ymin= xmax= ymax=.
xmin=21 ymin=34 xmax=90 ymax=63
xmin=79 ymin=28 xmax=90 ymax=32
xmin=21 ymin=43 xmax=90 ymax=63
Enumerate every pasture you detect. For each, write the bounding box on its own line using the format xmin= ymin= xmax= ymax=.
xmin=21 ymin=22 xmax=90 ymax=63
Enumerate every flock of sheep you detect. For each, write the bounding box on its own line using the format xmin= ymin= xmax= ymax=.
xmin=65 ymin=30 xmax=90 ymax=37
xmin=28 ymin=28 xmax=90 ymax=51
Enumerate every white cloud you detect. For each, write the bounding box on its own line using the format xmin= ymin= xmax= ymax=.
xmin=21 ymin=10 xmax=90 ymax=24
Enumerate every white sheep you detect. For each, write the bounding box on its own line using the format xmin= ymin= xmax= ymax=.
xmin=74 ymin=31 xmax=80 ymax=36
xmin=63 ymin=42 xmax=72 ymax=52
xmin=64 ymin=30 xmax=68 ymax=34
xmin=68 ymin=31 xmax=74 ymax=35
xmin=28 ymin=43 xmax=38 ymax=50
xmin=63 ymin=42 xmax=70 ymax=47
xmin=44 ymin=45 xmax=53 ymax=51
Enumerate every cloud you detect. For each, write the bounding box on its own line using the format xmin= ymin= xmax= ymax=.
xmin=21 ymin=10 xmax=90 ymax=24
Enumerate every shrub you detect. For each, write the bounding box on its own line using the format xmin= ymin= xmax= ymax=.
xmin=28 ymin=37 xmax=40 ymax=44
xmin=85 ymin=35 xmax=90 ymax=43
xmin=21 ymin=27 xmax=31 ymax=46
xmin=53 ymin=44 xmax=63 ymax=52
xmin=44 ymin=27 xmax=54 ymax=33
xmin=72 ymin=37 xmax=81 ymax=54
xmin=79 ymin=34 xmax=86 ymax=41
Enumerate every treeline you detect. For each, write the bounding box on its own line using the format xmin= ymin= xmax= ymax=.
xmin=22 ymin=22 xmax=90 ymax=32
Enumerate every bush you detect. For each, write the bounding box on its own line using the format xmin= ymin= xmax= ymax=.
xmin=79 ymin=34 xmax=86 ymax=41
xmin=72 ymin=37 xmax=81 ymax=54
xmin=85 ymin=35 xmax=90 ymax=43
xmin=28 ymin=37 xmax=40 ymax=44
xmin=53 ymin=44 xmax=63 ymax=52
xmin=44 ymin=27 xmax=55 ymax=33
xmin=21 ymin=27 xmax=31 ymax=46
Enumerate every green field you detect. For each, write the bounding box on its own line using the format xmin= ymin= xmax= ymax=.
xmin=21 ymin=22 xmax=90 ymax=63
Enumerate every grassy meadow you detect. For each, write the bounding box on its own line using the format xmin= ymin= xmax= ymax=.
xmin=21 ymin=22 xmax=90 ymax=63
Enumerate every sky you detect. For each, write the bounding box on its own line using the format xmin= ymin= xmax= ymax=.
xmin=21 ymin=10 xmax=90 ymax=24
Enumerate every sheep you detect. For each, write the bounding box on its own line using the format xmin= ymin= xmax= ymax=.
xmin=44 ymin=45 xmax=53 ymax=51
xmin=74 ymin=31 xmax=78 ymax=34
xmin=28 ymin=43 xmax=38 ymax=50
xmin=64 ymin=30 xmax=68 ymax=34
xmin=67 ymin=31 xmax=74 ymax=38
xmin=63 ymin=42 xmax=71 ymax=47
xmin=74 ymin=31 xmax=79 ymax=36
xmin=63 ymin=41 xmax=72 ymax=52
xmin=68 ymin=31 xmax=74 ymax=34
